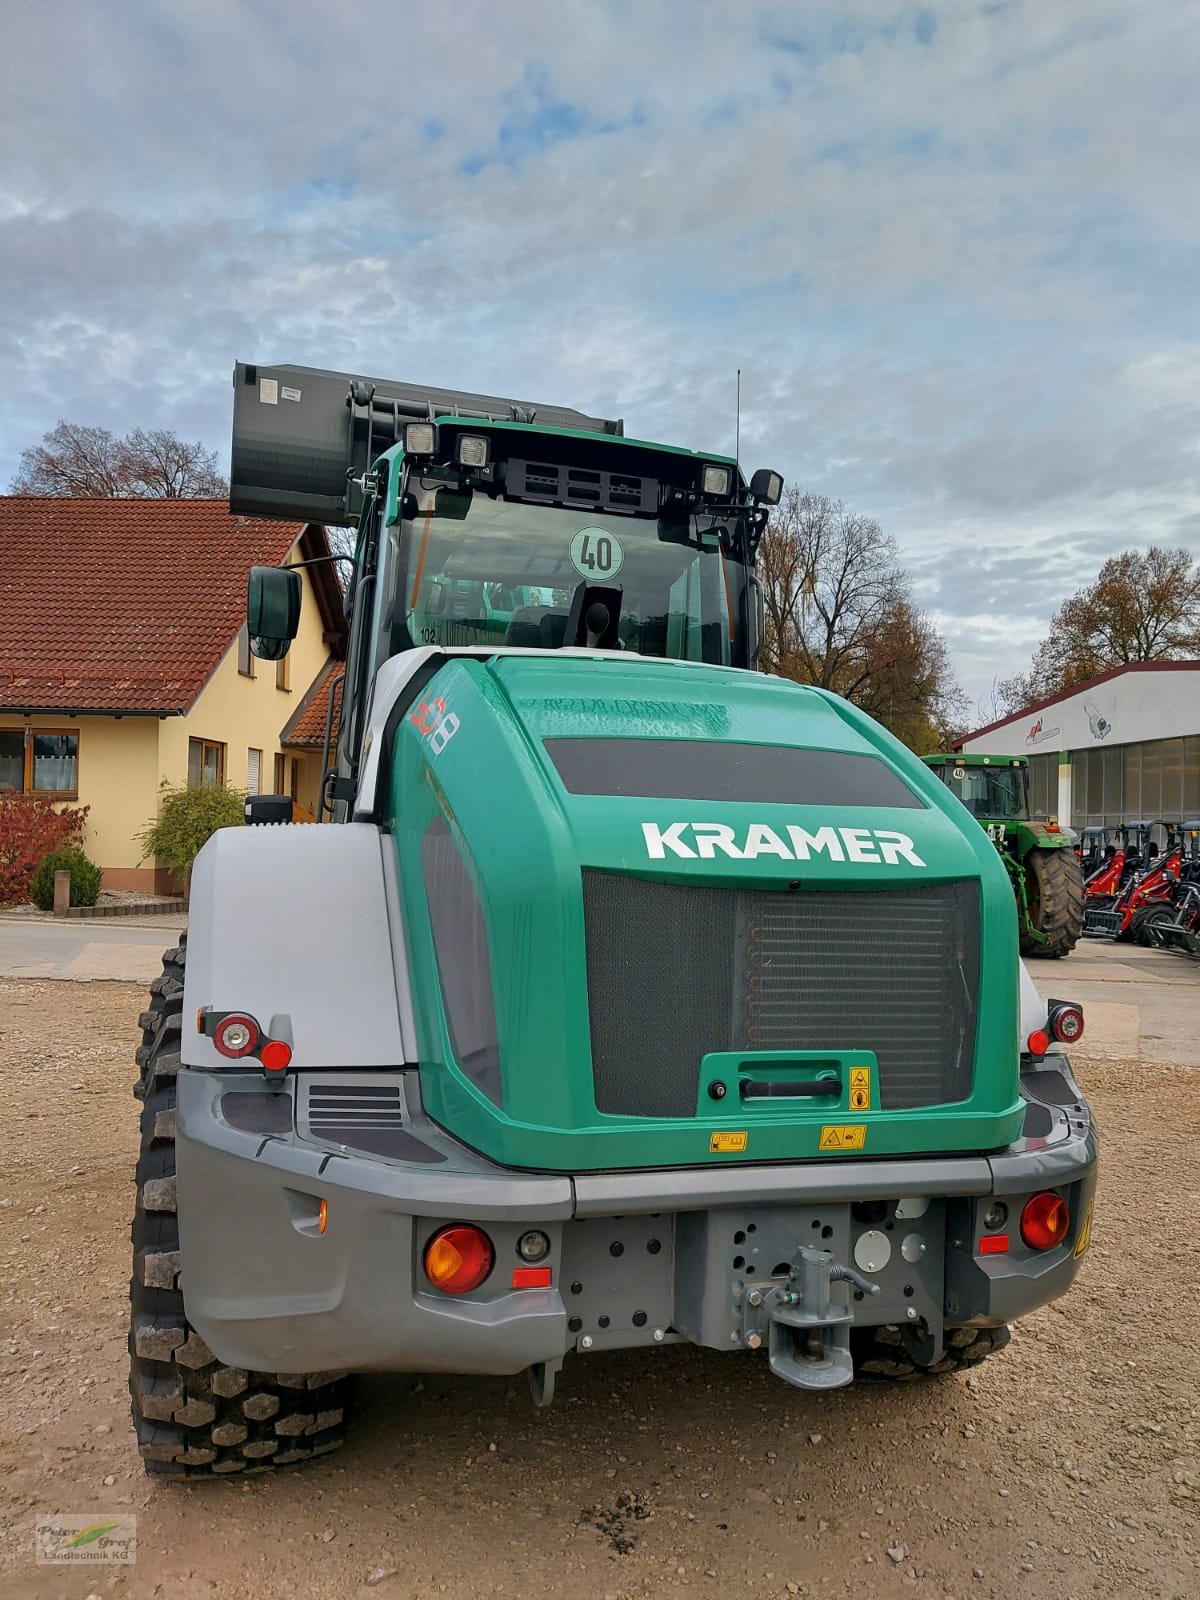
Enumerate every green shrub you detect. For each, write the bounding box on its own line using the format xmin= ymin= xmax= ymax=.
xmin=30 ymin=847 xmax=103 ymax=911
xmin=137 ymin=781 xmax=245 ymax=883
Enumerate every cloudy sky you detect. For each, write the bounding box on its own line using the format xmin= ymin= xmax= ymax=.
xmin=2 ymin=1 xmax=1196 ymax=712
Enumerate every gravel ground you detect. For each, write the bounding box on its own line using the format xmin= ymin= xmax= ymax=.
xmin=1 ymin=977 xmax=1197 ymax=1600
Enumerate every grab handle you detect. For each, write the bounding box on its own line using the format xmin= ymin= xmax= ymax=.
xmin=740 ymin=1077 xmax=841 ymax=1101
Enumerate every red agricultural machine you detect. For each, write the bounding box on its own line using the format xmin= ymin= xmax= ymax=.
xmin=1128 ymin=822 xmax=1200 ymax=957
xmin=1082 ymin=820 xmax=1196 ymax=942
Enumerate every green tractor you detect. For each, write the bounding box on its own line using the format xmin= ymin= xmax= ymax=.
xmin=923 ymin=754 xmax=1084 ymax=958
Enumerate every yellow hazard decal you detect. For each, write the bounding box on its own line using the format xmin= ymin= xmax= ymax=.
xmin=849 ymin=1065 xmax=871 ymax=1112
xmin=709 ymin=1131 xmax=748 ymax=1153
xmin=819 ymin=1124 xmax=867 ymax=1151
xmin=1073 ymin=1200 xmax=1094 ymax=1258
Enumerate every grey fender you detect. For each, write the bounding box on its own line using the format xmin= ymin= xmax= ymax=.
xmin=181 ymin=823 xmax=415 ymax=1069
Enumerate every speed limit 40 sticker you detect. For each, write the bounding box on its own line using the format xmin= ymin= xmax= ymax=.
xmin=570 ymin=528 xmax=623 ymax=579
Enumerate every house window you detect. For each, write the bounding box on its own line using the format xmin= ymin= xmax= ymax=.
xmin=276 ymin=653 xmax=290 ymax=692
xmin=273 ymin=752 xmax=287 ymax=794
xmin=0 ymin=728 xmax=80 ymax=797
xmin=237 ymin=624 xmax=256 ymax=678
xmin=247 ymin=748 xmax=262 ymax=795
xmin=188 ymin=738 xmax=226 ymax=789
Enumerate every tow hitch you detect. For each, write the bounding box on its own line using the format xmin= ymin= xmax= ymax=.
xmin=745 ymin=1245 xmax=881 ymax=1390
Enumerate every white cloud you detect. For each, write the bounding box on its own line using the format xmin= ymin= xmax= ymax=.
xmin=1 ymin=0 xmax=1197 ymax=705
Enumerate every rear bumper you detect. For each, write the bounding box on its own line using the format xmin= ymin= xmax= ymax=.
xmin=174 ymin=1059 xmax=1097 ymax=1380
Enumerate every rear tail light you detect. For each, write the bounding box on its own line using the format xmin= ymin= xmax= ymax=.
xmin=201 ymin=1009 xmax=293 ymax=1073
xmin=424 ymin=1225 xmax=494 ymax=1294
xmin=1048 ymin=1002 xmax=1084 ymax=1044
xmin=1025 ymin=1029 xmax=1050 ymax=1057
xmin=213 ymin=1014 xmax=260 ymax=1058
xmin=1021 ymin=1191 xmax=1070 ymax=1250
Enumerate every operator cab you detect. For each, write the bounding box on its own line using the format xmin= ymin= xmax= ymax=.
xmin=927 ymin=757 xmax=1030 ymax=821
xmin=380 ymin=473 xmax=744 ymax=667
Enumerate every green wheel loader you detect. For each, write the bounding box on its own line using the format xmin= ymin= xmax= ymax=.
xmin=128 ymin=362 xmax=1097 ymax=1475
xmin=922 ymin=754 xmax=1085 ymax=959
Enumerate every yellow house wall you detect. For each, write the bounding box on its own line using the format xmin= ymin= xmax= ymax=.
xmin=156 ymin=538 xmax=332 ymax=811
xmin=0 ymin=712 xmax=161 ymax=884
xmin=2 ymin=538 xmax=335 ymax=894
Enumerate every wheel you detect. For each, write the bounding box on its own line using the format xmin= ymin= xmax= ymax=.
xmin=851 ymin=1323 xmax=1011 ymax=1379
xmin=1130 ymin=904 xmax=1171 ymax=947
xmin=129 ymin=936 xmax=351 ymax=1476
xmin=1020 ymin=847 xmax=1085 ymax=958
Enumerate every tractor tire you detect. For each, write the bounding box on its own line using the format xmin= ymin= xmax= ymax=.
xmin=1020 ymin=847 xmax=1085 ymax=959
xmin=129 ymin=936 xmax=351 ymax=1477
xmin=851 ymin=1323 xmax=1011 ymax=1380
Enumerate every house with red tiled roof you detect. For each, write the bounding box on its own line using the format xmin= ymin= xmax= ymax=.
xmin=0 ymin=497 xmax=347 ymax=890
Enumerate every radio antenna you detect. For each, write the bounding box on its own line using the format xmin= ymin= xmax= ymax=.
xmin=735 ymin=368 xmax=741 ymax=471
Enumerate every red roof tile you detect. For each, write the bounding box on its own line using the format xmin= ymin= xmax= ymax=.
xmin=281 ymin=659 xmax=344 ymax=749
xmin=0 ymin=497 xmax=336 ymax=714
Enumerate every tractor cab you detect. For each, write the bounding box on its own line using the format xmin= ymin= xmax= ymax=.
xmin=922 ymin=753 xmax=1083 ymax=958
xmin=923 ymin=753 xmax=1030 ymax=827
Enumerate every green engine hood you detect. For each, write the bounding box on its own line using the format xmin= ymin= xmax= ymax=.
xmin=383 ymin=655 xmax=1022 ymax=1172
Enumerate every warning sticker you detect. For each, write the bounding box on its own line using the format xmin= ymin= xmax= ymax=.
xmin=709 ymin=1131 xmax=748 ymax=1154
xmin=1073 ymin=1199 xmax=1094 ymax=1258
xmin=259 ymin=377 xmax=278 ymax=405
xmin=849 ymin=1066 xmax=871 ymax=1112
xmin=280 ymin=385 xmax=302 ymax=402
xmin=819 ymin=1125 xmax=867 ymax=1152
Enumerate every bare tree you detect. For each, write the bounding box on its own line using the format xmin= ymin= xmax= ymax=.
xmin=11 ymin=420 xmax=228 ymax=499
xmin=758 ymin=487 xmax=967 ymax=750
xmin=10 ymin=421 xmax=128 ymax=497
xmin=119 ymin=428 xmax=227 ymax=498
xmin=999 ymin=546 xmax=1200 ymax=711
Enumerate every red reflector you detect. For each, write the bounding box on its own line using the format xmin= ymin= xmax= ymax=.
xmin=512 ymin=1266 xmax=552 ymax=1289
xmin=259 ymin=1039 xmax=292 ymax=1072
xmin=1021 ymin=1191 xmax=1070 ymax=1250
xmin=978 ymin=1234 xmax=1009 ymax=1255
xmin=1026 ymin=1029 xmax=1050 ymax=1057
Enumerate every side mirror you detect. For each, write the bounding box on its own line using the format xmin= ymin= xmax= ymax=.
xmin=750 ymin=467 xmax=783 ymax=506
xmin=247 ymin=566 xmax=302 ymax=660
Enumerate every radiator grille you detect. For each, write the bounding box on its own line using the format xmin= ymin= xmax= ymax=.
xmin=582 ymin=875 xmax=978 ymax=1117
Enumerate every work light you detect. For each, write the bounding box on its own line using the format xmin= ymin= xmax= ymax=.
xmin=404 ymin=422 xmax=437 ymax=456
xmin=455 ymin=434 xmax=490 ymax=469
xmin=701 ymin=463 xmax=733 ymax=498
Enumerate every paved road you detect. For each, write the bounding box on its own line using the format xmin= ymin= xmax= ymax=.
xmin=0 ymin=914 xmax=185 ymax=983
xmin=1028 ymin=938 xmax=1198 ymax=1068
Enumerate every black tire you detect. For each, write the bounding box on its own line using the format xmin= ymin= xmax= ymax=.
xmin=129 ymin=936 xmax=351 ymax=1476
xmin=852 ymin=1323 xmax=1011 ymax=1380
xmin=1021 ymin=847 xmax=1085 ymax=959
xmin=1130 ymin=904 xmax=1171 ymax=947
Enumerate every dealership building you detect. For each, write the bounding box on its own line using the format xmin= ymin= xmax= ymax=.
xmin=958 ymin=661 xmax=1200 ymax=829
